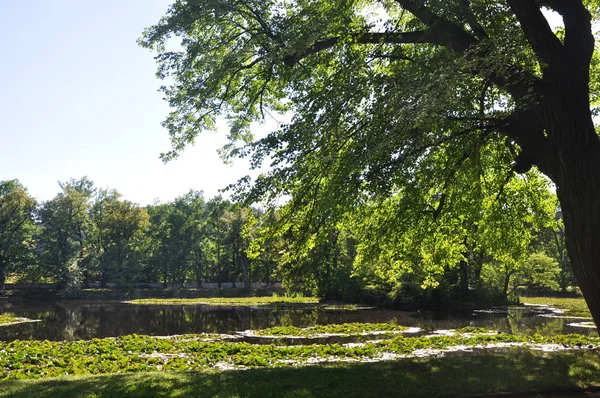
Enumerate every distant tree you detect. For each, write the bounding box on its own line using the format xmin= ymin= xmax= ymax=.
xmin=146 ymin=191 xmax=207 ymax=287
xmin=90 ymin=188 xmax=122 ymax=287
xmin=205 ymin=196 xmax=231 ymax=288
xmin=96 ymin=200 xmax=150 ymax=285
xmin=38 ymin=178 xmax=94 ymax=290
xmin=146 ymin=202 xmax=176 ymax=286
xmin=507 ymin=252 xmax=561 ymax=296
xmin=0 ymin=180 xmax=36 ymax=290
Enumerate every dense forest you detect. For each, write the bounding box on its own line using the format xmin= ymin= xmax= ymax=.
xmin=0 ymin=175 xmax=574 ymax=305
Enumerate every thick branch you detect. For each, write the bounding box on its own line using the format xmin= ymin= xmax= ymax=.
xmin=507 ymin=0 xmax=563 ymax=67
xmin=283 ymin=31 xmax=434 ymax=66
xmin=393 ymin=0 xmax=536 ymax=101
xmin=457 ymin=0 xmax=488 ymax=39
xmin=560 ymin=2 xmax=594 ymax=68
xmin=501 ymin=109 xmax=556 ymax=179
xmin=394 ymin=0 xmax=478 ymax=52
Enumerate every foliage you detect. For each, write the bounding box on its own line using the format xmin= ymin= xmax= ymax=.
xmin=37 ymin=178 xmax=96 ymax=289
xmin=0 ymin=180 xmax=36 ymax=289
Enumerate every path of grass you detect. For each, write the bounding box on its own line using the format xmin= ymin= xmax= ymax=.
xmin=1 ymin=350 xmax=600 ymax=397
xmin=521 ymin=297 xmax=592 ymax=318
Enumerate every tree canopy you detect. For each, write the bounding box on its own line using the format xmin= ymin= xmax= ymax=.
xmin=140 ymin=0 xmax=600 ymax=322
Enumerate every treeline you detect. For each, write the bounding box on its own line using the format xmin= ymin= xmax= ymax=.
xmin=0 ymin=177 xmax=275 ymax=293
xmin=0 ymin=175 xmax=575 ymax=305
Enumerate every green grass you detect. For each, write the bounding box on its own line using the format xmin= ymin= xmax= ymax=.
xmin=125 ymin=296 xmax=318 ymax=307
xmin=0 ymin=315 xmax=18 ymax=326
xmin=1 ymin=350 xmax=600 ymax=397
xmin=521 ymin=297 xmax=593 ymax=318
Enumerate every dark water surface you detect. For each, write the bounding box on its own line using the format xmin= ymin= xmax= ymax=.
xmin=0 ymin=301 xmax=596 ymax=341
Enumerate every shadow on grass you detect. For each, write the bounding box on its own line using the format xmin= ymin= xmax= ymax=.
xmin=2 ymin=349 xmax=600 ymax=398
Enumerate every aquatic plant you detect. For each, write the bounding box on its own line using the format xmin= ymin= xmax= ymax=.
xmin=0 ymin=329 xmax=597 ymax=381
xmin=251 ymin=323 xmax=408 ymax=337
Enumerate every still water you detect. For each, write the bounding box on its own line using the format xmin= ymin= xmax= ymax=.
xmin=0 ymin=301 xmax=596 ymax=342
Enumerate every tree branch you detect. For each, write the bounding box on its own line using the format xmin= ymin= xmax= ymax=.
xmin=394 ymin=0 xmax=478 ymax=52
xmin=506 ymin=0 xmax=563 ymax=68
xmin=500 ymin=109 xmax=556 ymax=179
xmin=456 ymin=0 xmax=488 ymax=39
xmin=283 ymin=31 xmax=435 ymax=67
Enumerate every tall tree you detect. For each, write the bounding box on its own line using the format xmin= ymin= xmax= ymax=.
xmin=142 ymin=1 xmax=600 ymax=325
xmin=96 ymin=200 xmax=150 ymax=285
xmin=205 ymin=196 xmax=231 ymax=288
xmin=0 ymin=180 xmax=36 ymax=290
xmin=38 ymin=178 xmax=95 ymax=290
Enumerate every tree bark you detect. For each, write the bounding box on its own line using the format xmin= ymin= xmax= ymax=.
xmin=553 ymin=138 xmax=600 ymax=326
xmin=554 ymin=157 xmax=600 ymax=325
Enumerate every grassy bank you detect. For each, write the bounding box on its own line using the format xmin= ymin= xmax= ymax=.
xmin=1 ymin=350 xmax=600 ymax=398
xmin=0 ymin=287 xmax=283 ymax=302
xmin=521 ymin=297 xmax=592 ymax=318
xmin=125 ymin=296 xmax=318 ymax=307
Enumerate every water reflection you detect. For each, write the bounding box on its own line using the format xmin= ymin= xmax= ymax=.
xmin=0 ymin=302 xmax=596 ymax=342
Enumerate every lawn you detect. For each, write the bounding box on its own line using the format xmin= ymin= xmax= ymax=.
xmin=521 ymin=297 xmax=593 ymax=318
xmin=1 ymin=350 xmax=600 ymax=397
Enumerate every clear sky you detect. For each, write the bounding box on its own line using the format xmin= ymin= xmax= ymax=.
xmin=0 ymin=0 xmax=277 ymax=206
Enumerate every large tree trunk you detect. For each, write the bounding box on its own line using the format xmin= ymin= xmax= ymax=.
xmin=543 ymin=13 xmax=600 ymax=325
xmin=553 ymin=143 xmax=600 ymax=327
xmin=508 ymin=2 xmax=600 ymax=327
xmin=558 ymin=180 xmax=600 ymax=326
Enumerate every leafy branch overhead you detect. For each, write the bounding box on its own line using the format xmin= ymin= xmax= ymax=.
xmin=141 ymin=0 xmax=595 ymax=194
xmin=141 ymin=1 xmax=600 ymax=325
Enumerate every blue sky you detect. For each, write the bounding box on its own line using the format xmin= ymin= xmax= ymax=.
xmin=0 ymin=0 xmax=275 ymax=205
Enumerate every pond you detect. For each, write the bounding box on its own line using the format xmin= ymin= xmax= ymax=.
xmin=0 ymin=301 xmax=596 ymax=342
